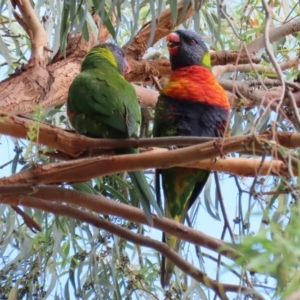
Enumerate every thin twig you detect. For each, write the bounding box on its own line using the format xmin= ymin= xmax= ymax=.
xmin=261 ymin=0 xmax=300 ymax=131
xmin=150 ymin=76 xmax=162 ymax=92
xmin=0 ymin=159 xmax=14 ymax=169
xmin=213 ymin=171 xmax=235 ymax=300
xmin=214 ymin=172 xmax=235 ymax=242
xmin=220 ymin=1 xmax=245 ymax=42
xmin=11 ymin=205 xmax=41 ymax=232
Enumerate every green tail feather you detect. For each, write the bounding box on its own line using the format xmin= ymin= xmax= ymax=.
xmin=120 ymin=148 xmax=162 ymax=225
xmin=129 ymin=170 xmax=163 ymax=226
xmin=161 ymin=232 xmax=180 ymax=288
xmin=158 ymin=167 xmax=210 ymax=287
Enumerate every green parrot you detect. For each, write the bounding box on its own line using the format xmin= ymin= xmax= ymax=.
xmin=67 ymin=43 xmax=161 ymax=224
xmin=153 ymin=30 xmax=230 ymax=287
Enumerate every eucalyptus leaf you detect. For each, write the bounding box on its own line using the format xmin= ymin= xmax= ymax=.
xmin=204 ymin=175 xmax=221 ymax=221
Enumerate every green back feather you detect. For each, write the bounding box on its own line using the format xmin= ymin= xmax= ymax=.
xmin=68 ymin=48 xmax=139 ymax=139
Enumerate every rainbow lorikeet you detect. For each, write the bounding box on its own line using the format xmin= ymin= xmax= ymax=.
xmin=67 ymin=43 xmax=161 ymax=224
xmin=153 ymin=30 xmax=230 ymax=287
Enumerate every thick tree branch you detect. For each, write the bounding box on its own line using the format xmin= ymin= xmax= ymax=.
xmin=2 ymin=114 xmax=300 ymax=158
xmin=0 ymin=114 xmax=214 ymax=157
xmin=150 ymin=148 xmax=291 ymax=176
xmin=0 ymin=13 xmax=111 ymax=115
xmin=0 ymin=132 xmax=298 ymax=185
xmin=0 ymin=114 xmax=298 ymax=179
xmin=133 ymin=84 xmax=159 ymax=108
xmin=246 ymin=19 xmax=300 ymax=55
xmin=0 ymin=185 xmax=239 ymax=261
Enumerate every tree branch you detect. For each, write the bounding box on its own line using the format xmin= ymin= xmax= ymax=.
xmin=0 ymin=193 xmax=263 ymax=299
xmin=212 ymin=59 xmax=298 ymax=77
xmin=125 ymin=54 xmax=260 ymax=82
xmin=219 ymin=79 xmax=300 ymax=117
xmin=246 ymin=19 xmax=300 ymax=55
xmin=0 ymin=13 xmax=111 ymax=115
xmin=0 ymin=185 xmax=240 ymax=261
xmin=2 ymin=114 xmax=300 ymax=157
xmin=0 ymin=133 xmax=298 ymax=185
xmin=11 ymin=0 xmax=50 ymax=67
xmin=11 ymin=205 xmax=41 ymax=232
xmin=133 ymin=84 xmax=159 ymax=108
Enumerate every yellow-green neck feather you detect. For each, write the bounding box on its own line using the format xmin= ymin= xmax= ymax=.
xmin=202 ymin=52 xmax=211 ymax=69
xmin=81 ymin=47 xmax=118 ymax=71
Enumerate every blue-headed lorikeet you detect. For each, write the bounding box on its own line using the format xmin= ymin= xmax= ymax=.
xmin=153 ymin=30 xmax=230 ymax=287
xmin=67 ymin=43 xmax=161 ymax=224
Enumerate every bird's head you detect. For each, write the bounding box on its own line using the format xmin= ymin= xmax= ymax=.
xmin=83 ymin=43 xmax=130 ymax=75
xmin=166 ymin=30 xmax=210 ymax=70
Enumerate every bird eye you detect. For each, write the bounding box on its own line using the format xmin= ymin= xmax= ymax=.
xmin=190 ymin=39 xmax=196 ymax=44
xmin=118 ymin=50 xmax=124 ymax=56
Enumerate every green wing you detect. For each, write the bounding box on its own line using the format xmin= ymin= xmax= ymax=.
xmin=68 ymin=68 xmax=163 ymax=224
xmin=68 ymin=69 xmax=140 ymax=138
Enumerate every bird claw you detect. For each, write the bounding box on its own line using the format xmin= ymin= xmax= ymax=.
xmin=80 ymin=129 xmax=88 ymax=135
xmin=213 ymin=138 xmax=226 ymax=158
xmin=168 ymin=145 xmax=178 ymax=151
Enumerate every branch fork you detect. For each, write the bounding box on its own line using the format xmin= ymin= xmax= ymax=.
xmin=12 ymin=0 xmax=50 ymax=68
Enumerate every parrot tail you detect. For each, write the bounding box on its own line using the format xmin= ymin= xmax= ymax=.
xmin=128 ymin=171 xmax=163 ymax=226
xmin=157 ymin=167 xmax=210 ymax=287
xmin=161 ymin=232 xmax=181 ymax=288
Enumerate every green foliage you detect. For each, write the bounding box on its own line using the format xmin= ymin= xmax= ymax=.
xmin=24 ymin=105 xmax=47 ymax=163
xmin=231 ymin=201 xmax=300 ymax=298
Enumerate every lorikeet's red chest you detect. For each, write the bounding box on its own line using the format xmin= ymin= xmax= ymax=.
xmin=157 ymin=65 xmax=230 ymax=138
xmin=162 ymin=65 xmax=230 ymax=110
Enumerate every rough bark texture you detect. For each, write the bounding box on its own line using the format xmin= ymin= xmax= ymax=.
xmin=1 ymin=13 xmax=110 ymax=115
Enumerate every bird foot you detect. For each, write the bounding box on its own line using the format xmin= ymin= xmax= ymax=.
xmin=80 ymin=129 xmax=88 ymax=135
xmin=168 ymin=145 xmax=178 ymax=151
xmin=213 ymin=138 xmax=226 ymax=158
